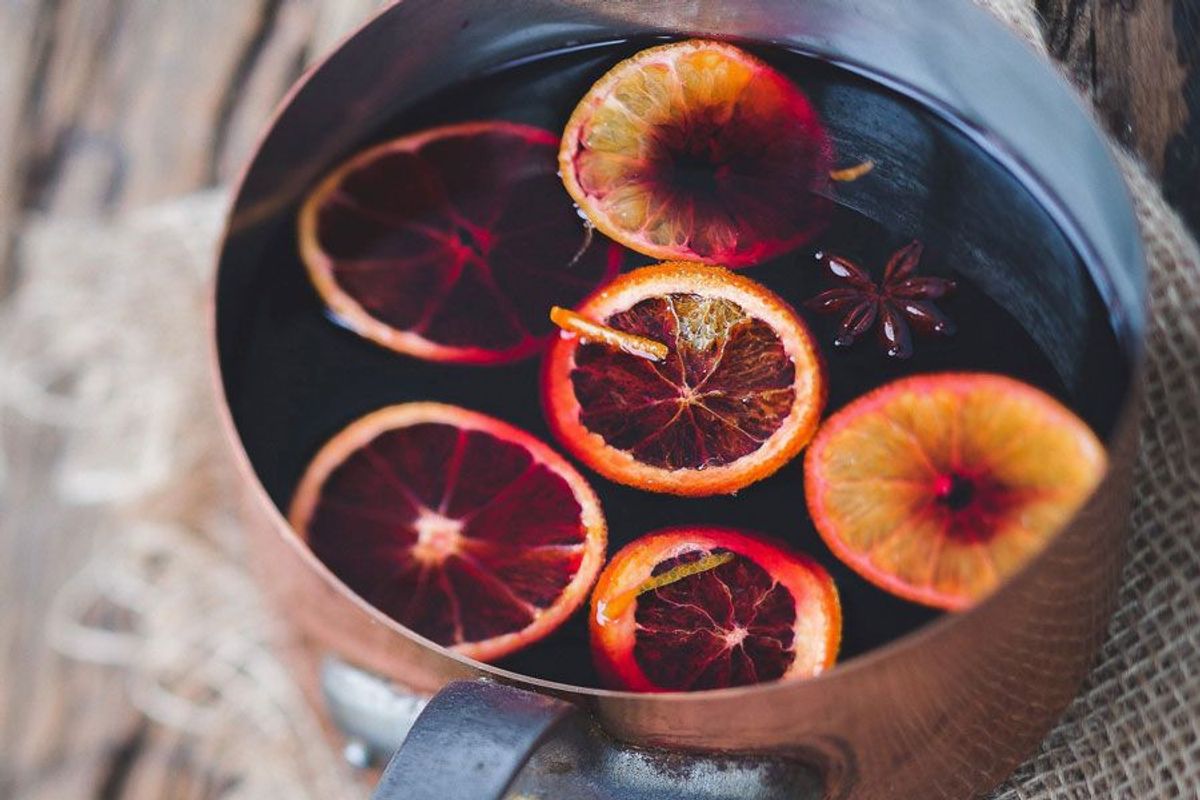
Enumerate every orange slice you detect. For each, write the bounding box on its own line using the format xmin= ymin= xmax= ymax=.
xmin=559 ymin=39 xmax=832 ymax=267
xmin=541 ymin=262 xmax=826 ymax=496
xmin=299 ymin=121 xmax=622 ymax=364
xmin=590 ymin=526 xmax=841 ymax=691
xmin=804 ymin=373 xmax=1107 ymax=610
xmin=288 ymin=402 xmax=607 ymax=662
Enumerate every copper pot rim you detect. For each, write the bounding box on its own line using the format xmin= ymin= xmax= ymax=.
xmin=207 ymin=0 xmax=1147 ymax=705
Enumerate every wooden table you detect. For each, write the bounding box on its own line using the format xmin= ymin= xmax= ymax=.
xmin=0 ymin=1 xmax=1196 ymax=796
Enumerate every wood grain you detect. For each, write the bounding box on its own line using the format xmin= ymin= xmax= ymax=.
xmin=0 ymin=0 xmax=382 ymax=296
xmin=0 ymin=1 xmax=1197 ymax=798
xmin=1039 ymin=0 xmax=1200 ymax=232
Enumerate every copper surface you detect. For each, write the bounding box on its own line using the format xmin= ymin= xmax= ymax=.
xmin=210 ymin=1 xmax=1147 ymax=797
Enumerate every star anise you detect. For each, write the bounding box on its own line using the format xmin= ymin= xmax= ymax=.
xmin=805 ymin=240 xmax=956 ymax=359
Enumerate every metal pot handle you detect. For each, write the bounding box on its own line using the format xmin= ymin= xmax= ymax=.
xmin=371 ymin=679 xmax=577 ymax=800
xmin=369 ymin=676 xmax=832 ymax=799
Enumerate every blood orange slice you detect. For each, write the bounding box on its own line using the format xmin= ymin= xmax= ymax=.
xmin=590 ymin=527 xmax=841 ymax=692
xmin=299 ymin=121 xmax=622 ymax=364
xmin=541 ymin=262 xmax=826 ymax=496
xmin=559 ymin=40 xmax=832 ymax=267
xmin=805 ymin=373 xmax=1107 ymax=610
xmin=288 ymin=402 xmax=607 ymax=662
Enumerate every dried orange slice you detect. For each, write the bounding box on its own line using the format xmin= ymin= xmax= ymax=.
xmin=541 ymin=262 xmax=826 ymax=496
xmin=559 ymin=39 xmax=832 ymax=267
xmin=550 ymin=305 xmax=669 ymax=362
xmin=804 ymin=373 xmax=1107 ymax=610
xmin=300 ymin=121 xmax=622 ymax=364
xmin=288 ymin=402 xmax=607 ymax=662
xmin=590 ymin=526 xmax=841 ymax=691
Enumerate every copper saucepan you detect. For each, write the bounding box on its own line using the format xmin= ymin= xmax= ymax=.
xmin=211 ymin=1 xmax=1146 ymax=797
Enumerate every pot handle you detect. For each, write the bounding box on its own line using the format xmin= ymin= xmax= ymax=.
xmin=371 ymin=679 xmax=577 ymax=800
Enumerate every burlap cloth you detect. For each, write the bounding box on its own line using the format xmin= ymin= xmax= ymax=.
xmin=2 ymin=1 xmax=1196 ymax=797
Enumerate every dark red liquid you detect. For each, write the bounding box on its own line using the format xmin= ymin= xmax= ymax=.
xmin=221 ymin=40 xmax=1127 ymax=688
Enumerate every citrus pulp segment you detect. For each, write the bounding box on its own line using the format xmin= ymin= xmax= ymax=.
xmin=288 ymin=402 xmax=607 ymax=662
xmin=300 ymin=121 xmax=623 ymax=364
xmin=542 ymin=262 xmax=826 ymax=496
xmin=590 ymin=526 xmax=841 ymax=691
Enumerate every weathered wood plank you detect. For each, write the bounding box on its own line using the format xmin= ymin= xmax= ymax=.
xmin=1040 ymin=0 xmax=1199 ymax=233
xmin=34 ymin=1 xmax=278 ymax=214
xmin=1036 ymin=0 xmax=1096 ymax=91
xmin=0 ymin=0 xmax=58 ymax=296
xmin=1094 ymin=0 xmax=1192 ymax=174
xmin=1161 ymin=0 xmax=1199 ymax=234
xmin=0 ymin=0 xmax=385 ymax=297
